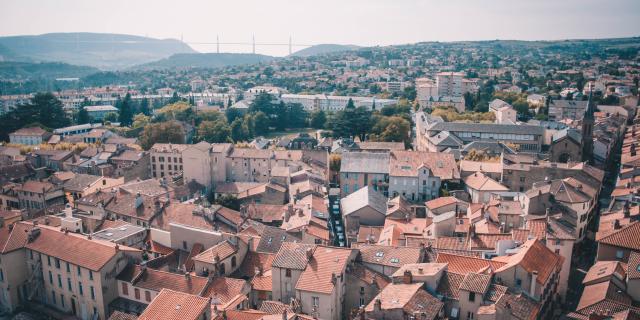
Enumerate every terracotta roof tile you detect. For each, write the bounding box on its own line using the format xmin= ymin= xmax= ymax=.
xmin=117 ymin=265 xmax=208 ymax=295
xmin=193 ymin=240 xmax=238 ymax=264
xmin=203 ymin=277 xmax=248 ymax=306
xmin=493 ymin=239 xmax=563 ymax=285
xmin=459 ymin=272 xmax=492 ymax=294
xmin=436 ymin=271 xmax=465 ymax=300
xmin=138 ymin=289 xmax=210 ymax=320
xmin=357 ymin=244 xmax=422 ymax=267
xmin=597 ymin=221 xmax=640 ymax=251
xmin=295 ymin=246 xmax=353 ymax=294
xmin=436 ymin=252 xmax=506 ymax=274
xmin=24 ymin=223 xmax=140 ymax=271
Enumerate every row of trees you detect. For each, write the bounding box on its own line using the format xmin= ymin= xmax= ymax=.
xmin=0 ymin=92 xmax=70 ymax=141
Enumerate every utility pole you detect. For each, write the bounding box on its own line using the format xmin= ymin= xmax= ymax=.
xmin=252 ymin=35 xmax=255 ymax=54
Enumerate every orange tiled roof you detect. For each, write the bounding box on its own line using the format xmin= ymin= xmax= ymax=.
xmin=193 ymin=240 xmax=238 ymax=264
xmin=295 ymin=246 xmax=353 ymax=294
xmin=138 ymin=289 xmax=210 ymax=320
xmin=24 ymin=223 xmax=140 ymax=271
xmin=597 ymin=221 xmax=640 ymax=251
xmin=435 ymin=252 xmax=506 ymax=274
xmin=493 ymin=239 xmax=563 ymax=285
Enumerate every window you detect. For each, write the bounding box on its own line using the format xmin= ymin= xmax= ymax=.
xmin=312 ymin=296 xmax=319 ymax=307
xmin=66 ymin=262 xmax=70 ymax=273
xmin=286 ymin=269 xmax=292 ymax=278
xmin=135 ymin=288 xmax=140 ymax=299
xmin=89 ymin=271 xmax=93 ymax=281
xmin=360 ymin=287 xmax=365 ymax=294
xmin=77 ymin=266 xmax=81 ymax=276
xmin=516 ymin=278 xmax=522 ymax=287
xmin=79 ymin=282 xmax=83 ymax=296
xmin=616 ymin=250 xmax=624 ymax=259
xmin=55 ymin=258 xmax=60 ymax=269
xmin=49 ymin=271 xmax=53 ymax=284
xmin=468 ymin=292 xmax=475 ymax=302
xmin=67 ymin=278 xmax=72 ymax=291
xmin=183 ymin=241 xmax=188 ymax=250
xmin=359 ymin=297 xmax=365 ymax=306
xmin=60 ymin=294 xmax=65 ymax=308
xmin=90 ymin=286 xmax=95 ymax=300
xmin=231 ymin=256 xmax=237 ymax=268
xmin=145 ymin=290 xmax=151 ymax=302
xmin=47 ymin=256 xmax=51 ymax=266
xmin=57 ymin=274 xmax=62 ymax=288
xmin=122 ymin=282 xmax=128 ymax=295
xmin=0 ymin=269 xmax=3 ymax=282
xmin=467 ymin=311 xmax=474 ymax=319
xmin=52 ymin=290 xmax=56 ymax=305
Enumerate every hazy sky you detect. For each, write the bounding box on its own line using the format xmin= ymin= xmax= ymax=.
xmin=1 ymin=0 xmax=639 ymax=56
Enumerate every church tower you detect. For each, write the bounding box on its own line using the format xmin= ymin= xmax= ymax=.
xmin=581 ymin=89 xmax=595 ymax=163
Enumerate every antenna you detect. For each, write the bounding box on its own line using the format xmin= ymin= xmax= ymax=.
xmin=252 ymin=35 xmax=255 ymax=54
xmin=289 ymin=36 xmax=292 ymax=55
xmin=216 ymin=35 xmax=220 ymax=54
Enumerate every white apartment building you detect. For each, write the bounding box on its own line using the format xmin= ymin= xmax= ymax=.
xmin=280 ymin=94 xmax=397 ymax=112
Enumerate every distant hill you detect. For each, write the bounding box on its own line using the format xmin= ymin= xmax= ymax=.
xmin=134 ymin=53 xmax=275 ymax=70
xmin=290 ymin=44 xmax=360 ymax=57
xmin=0 ymin=33 xmax=196 ymax=70
xmin=0 ymin=61 xmax=99 ymax=79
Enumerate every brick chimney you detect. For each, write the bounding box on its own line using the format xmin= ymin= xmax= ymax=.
xmin=402 ymin=270 xmax=413 ymax=284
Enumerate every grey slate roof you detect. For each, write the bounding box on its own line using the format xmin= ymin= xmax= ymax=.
xmin=272 ymin=242 xmax=316 ymax=270
xmin=340 ymin=151 xmax=390 ymax=174
xmin=428 ymin=122 xmax=544 ymax=135
xmin=341 ymin=186 xmax=388 ymax=217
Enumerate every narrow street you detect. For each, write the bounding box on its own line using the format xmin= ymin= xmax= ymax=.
xmin=564 ymin=136 xmax=622 ymax=312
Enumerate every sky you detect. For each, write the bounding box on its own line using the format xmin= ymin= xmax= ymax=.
xmin=1 ymin=0 xmax=639 ymax=56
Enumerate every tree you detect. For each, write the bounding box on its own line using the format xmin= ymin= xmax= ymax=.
xmin=139 ymin=98 xmax=150 ymax=116
xmin=103 ymin=112 xmax=118 ymax=123
xmin=225 ymin=107 xmax=244 ymax=123
xmin=310 ymin=110 xmax=327 ymax=129
xmin=370 ymin=116 xmax=411 ymax=145
xmin=197 ymin=120 xmax=232 ymax=143
xmin=0 ymin=92 xmax=69 ymax=141
xmin=345 ymin=98 xmax=356 ymax=109
xmin=156 ymin=102 xmax=194 ymax=122
xmin=252 ymin=111 xmax=270 ymax=136
xmin=118 ymin=93 xmax=134 ymax=126
xmin=231 ymin=118 xmax=249 ymax=142
xmin=132 ymin=113 xmax=150 ymax=129
xmin=77 ymin=106 xmax=91 ymax=125
xmin=213 ymin=194 xmax=240 ymax=211
xmin=401 ymin=86 xmax=417 ymax=101
xmin=139 ymin=121 xmax=185 ymax=150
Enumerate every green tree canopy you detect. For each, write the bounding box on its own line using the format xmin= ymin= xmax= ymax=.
xmin=139 ymin=121 xmax=185 ymax=150
xmin=197 ymin=119 xmax=232 ymax=143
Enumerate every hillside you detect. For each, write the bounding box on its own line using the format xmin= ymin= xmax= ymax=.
xmin=0 ymin=61 xmax=99 ymax=80
xmin=134 ymin=52 xmax=275 ymax=70
xmin=0 ymin=33 xmax=196 ymax=70
xmin=290 ymin=44 xmax=360 ymax=57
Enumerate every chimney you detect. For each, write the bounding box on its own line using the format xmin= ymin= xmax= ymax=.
xmin=402 ymin=270 xmax=413 ymax=284
xmin=135 ymin=192 xmax=143 ymax=208
xmin=64 ymin=203 xmax=73 ymax=218
xmin=373 ymin=298 xmax=382 ymax=312
xmin=624 ymin=201 xmax=631 ymax=218
xmin=613 ymin=219 xmax=621 ymax=230
xmin=306 ymin=247 xmax=313 ymax=260
xmin=530 ymin=271 xmax=538 ymax=298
